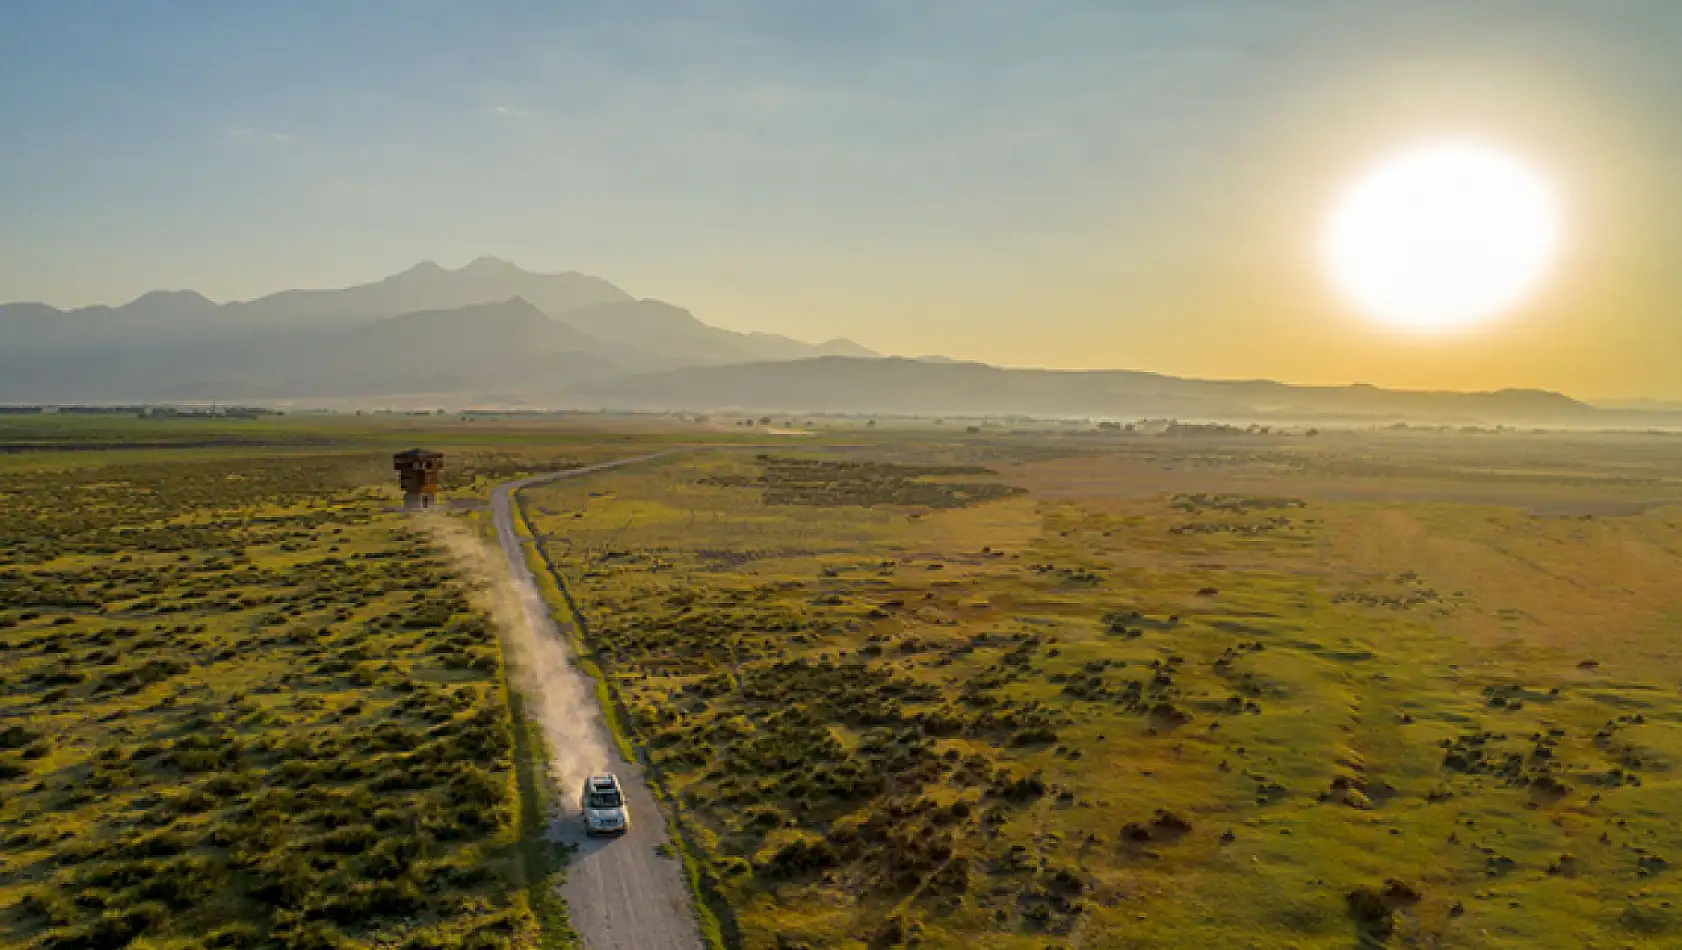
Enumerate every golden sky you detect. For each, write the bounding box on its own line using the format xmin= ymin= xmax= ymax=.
xmin=3 ymin=2 xmax=1678 ymax=398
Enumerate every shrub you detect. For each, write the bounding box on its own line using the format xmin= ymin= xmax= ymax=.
xmin=759 ymin=838 xmax=841 ymax=879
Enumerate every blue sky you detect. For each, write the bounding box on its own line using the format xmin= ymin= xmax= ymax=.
xmin=3 ymin=1 xmax=1679 ymax=395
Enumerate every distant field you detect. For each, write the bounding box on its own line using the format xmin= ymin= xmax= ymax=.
xmin=522 ymin=431 xmax=1682 ymax=949
xmin=0 ymin=413 xmax=829 ymax=455
xmin=1001 ymin=429 xmax=1682 ymax=517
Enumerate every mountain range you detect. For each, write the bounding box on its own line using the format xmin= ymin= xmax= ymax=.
xmin=1 ymin=259 xmax=1675 ymax=428
xmin=571 ymin=357 xmax=1612 ymax=424
xmin=0 ymin=258 xmax=874 ymax=402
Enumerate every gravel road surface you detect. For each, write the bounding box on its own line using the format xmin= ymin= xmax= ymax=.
xmin=492 ymin=456 xmax=703 ymax=950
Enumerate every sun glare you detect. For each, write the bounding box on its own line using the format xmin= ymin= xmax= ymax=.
xmin=1323 ymin=142 xmax=1562 ymax=332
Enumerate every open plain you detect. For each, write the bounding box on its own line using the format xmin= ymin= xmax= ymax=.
xmin=5 ymin=415 xmax=1682 ymax=949
xmin=523 ymin=426 xmax=1682 ymax=949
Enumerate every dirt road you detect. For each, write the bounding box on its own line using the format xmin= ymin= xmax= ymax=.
xmin=491 ymin=456 xmax=703 ymax=950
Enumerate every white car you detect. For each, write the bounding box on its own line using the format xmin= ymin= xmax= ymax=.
xmin=582 ymin=773 xmax=630 ymax=836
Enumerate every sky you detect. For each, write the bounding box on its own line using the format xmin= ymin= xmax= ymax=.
xmin=2 ymin=1 xmax=1679 ymax=399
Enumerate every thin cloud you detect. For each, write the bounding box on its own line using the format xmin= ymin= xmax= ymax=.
xmin=223 ymin=126 xmax=297 ymax=144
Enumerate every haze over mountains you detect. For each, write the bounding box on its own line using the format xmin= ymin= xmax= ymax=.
xmin=575 ymin=358 xmax=1614 ymax=424
xmin=0 ymin=258 xmax=874 ymax=402
xmin=0 ymin=259 xmax=1673 ymax=427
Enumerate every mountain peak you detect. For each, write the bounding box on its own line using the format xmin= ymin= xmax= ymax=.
xmin=129 ymin=289 xmax=214 ymax=305
xmin=362 ymin=297 xmax=592 ymax=353
xmin=391 ymin=261 xmax=446 ymax=281
xmin=494 ymin=295 xmax=542 ymax=314
xmin=122 ymin=289 xmax=218 ymax=315
xmin=461 ymin=255 xmax=520 ymax=274
xmin=812 ymin=337 xmax=879 ymax=358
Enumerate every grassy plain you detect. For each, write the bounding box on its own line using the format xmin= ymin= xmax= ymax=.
xmin=8 ymin=415 xmax=1682 ymax=950
xmin=0 ymin=417 xmax=679 ymax=950
xmin=522 ymin=430 xmax=1682 ymax=949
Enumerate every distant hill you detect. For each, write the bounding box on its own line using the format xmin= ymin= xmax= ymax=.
xmin=560 ymin=299 xmax=881 ymax=368
xmin=1594 ymin=398 xmax=1682 ymax=413
xmin=0 ymin=297 xmax=618 ymax=402
xmin=568 ymin=356 xmax=1610 ymax=425
xmin=3 ymin=259 xmax=1677 ymax=427
xmin=0 ymin=258 xmax=630 ymax=353
xmin=0 ymin=260 xmax=876 ymax=401
xmin=210 ymin=298 xmax=612 ymax=398
xmin=224 ymin=257 xmax=632 ymax=327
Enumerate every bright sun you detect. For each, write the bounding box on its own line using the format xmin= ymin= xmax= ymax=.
xmin=1323 ymin=142 xmax=1563 ymax=331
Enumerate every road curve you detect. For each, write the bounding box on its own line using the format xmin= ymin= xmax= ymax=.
xmin=491 ymin=455 xmax=703 ymax=950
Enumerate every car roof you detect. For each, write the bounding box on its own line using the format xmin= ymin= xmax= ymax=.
xmin=587 ymin=774 xmax=620 ymax=787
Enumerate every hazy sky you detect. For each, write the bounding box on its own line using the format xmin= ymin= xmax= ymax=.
xmin=3 ymin=1 xmax=1679 ymax=398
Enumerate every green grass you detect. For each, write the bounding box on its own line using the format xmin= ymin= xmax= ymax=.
xmin=670 ymin=818 xmax=730 ymax=950
xmin=0 ymin=432 xmax=697 ymax=950
xmin=10 ymin=422 xmax=1682 ymax=949
xmin=517 ymin=446 xmax=1682 ymax=949
xmin=0 ymin=456 xmax=534 ymax=950
xmin=474 ymin=508 xmax=579 ymax=950
xmin=500 ymin=650 xmax=579 ymax=950
xmin=0 ymin=412 xmax=843 ymax=460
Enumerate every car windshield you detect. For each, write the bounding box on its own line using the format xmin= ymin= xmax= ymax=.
xmin=588 ymin=790 xmax=622 ymax=809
